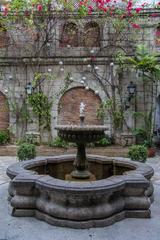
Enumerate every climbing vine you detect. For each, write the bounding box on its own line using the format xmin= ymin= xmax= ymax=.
xmin=97 ymin=99 xmax=124 ymax=130
xmin=27 ymin=71 xmax=73 ymax=142
xmin=28 ymin=92 xmax=52 ymax=131
xmin=56 ymin=73 xmax=73 ymax=97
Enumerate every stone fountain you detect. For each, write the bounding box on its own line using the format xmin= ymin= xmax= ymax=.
xmin=56 ymin=102 xmax=107 ymax=181
xmin=7 ymin=102 xmax=154 ymax=228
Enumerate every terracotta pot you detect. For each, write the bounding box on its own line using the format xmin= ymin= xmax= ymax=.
xmin=148 ymin=147 xmax=156 ymax=158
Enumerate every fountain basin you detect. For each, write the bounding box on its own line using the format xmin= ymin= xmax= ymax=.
xmin=55 ymin=125 xmax=107 ymax=143
xmin=7 ymin=155 xmax=154 ymax=229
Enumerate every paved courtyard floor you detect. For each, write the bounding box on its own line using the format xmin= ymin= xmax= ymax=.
xmin=0 ymin=156 xmax=160 ymax=240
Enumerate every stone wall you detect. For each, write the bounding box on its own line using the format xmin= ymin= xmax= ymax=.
xmin=0 ymin=12 xmax=159 ymax=142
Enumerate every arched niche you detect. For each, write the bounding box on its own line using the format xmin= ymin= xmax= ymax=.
xmin=58 ymin=87 xmax=103 ymax=125
xmin=84 ymin=22 xmax=100 ymax=47
xmin=155 ymin=24 xmax=160 ymax=47
xmin=60 ymin=22 xmax=78 ymax=47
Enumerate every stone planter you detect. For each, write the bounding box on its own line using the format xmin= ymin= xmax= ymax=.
xmin=148 ymin=147 xmax=156 ymax=158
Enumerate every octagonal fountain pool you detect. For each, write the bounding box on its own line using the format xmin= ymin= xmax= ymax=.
xmin=6 ymin=102 xmax=154 ymax=228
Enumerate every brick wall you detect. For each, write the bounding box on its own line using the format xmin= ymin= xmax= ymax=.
xmin=0 ymin=92 xmax=9 ymax=130
xmin=58 ymin=87 xmax=103 ymax=125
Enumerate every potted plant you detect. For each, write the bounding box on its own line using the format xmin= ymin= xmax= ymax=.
xmin=143 ymin=139 xmax=156 ymax=158
xmin=132 ymin=127 xmax=147 ymax=144
xmin=132 ymin=130 xmax=156 ymax=157
xmin=132 ymin=110 xmax=156 ymax=157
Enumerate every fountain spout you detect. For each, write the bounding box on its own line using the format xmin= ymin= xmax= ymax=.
xmin=79 ymin=102 xmax=86 ymax=126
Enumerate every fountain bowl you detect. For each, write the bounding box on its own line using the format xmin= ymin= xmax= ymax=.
xmin=7 ymin=155 xmax=154 ymax=229
xmin=55 ymin=125 xmax=107 ymax=143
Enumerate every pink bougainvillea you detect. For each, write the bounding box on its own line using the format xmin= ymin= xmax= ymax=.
xmin=0 ymin=0 xmax=160 ymax=27
xmin=136 ymin=8 xmax=142 ymax=13
xmin=150 ymin=13 xmax=159 ymax=17
xmin=131 ymin=23 xmax=141 ymax=29
xmin=77 ymin=0 xmax=141 ymax=19
xmin=37 ymin=4 xmax=43 ymax=11
xmin=2 ymin=7 xmax=8 ymax=16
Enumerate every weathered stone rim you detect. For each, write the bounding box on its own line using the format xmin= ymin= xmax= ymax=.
xmin=7 ymin=155 xmax=154 ymax=228
xmin=6 ymin=155 xmax=154 ymax=191
xmin=55 ymin=125 xmax=108 ymax=131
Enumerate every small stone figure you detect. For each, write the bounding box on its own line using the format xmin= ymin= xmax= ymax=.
xmin=80 ymin=102 xmax=86 ymax=115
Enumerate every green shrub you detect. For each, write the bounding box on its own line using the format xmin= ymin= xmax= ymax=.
xmin=49 ymin=136 xmax=68 ymax=148
xmin=16 ymin=133 xmax=40 ymax=146
xmin=25 ymin=133 xmax=40 ymax=145
xmin=132 ymin=128 xmax=147 ymax=139
xmin=16 ymin=138 xmax=26 ymax=146
xmin=95 ymin=135 xmax=112 ymax=147
xmin=17 ymin=143 xmax=36 ymax=161
xmin=143 ymin=139 xmax=154 ymax=148
xmin=0 ymin=130 xmax=9 ymax=145
xmin=128 ymin=145 xmax=147 ymax=162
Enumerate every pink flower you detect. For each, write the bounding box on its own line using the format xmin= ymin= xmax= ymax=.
xmin=136 ymin=8 xmax=142 ymax=13
xmin=2 ymin=7 xmax=8 ymax=16
xmin=150 ymin=13 xmax=159 ymax=17
xmin=37 ymin=4 xmax=43 ymax=11
xmin=88 ymin=5 xmax=93 ymax=11
xmin=131 ymin=23 xmax=141 ymax=29
xmin=127 ymin=0 xmax=133 ymax=12
xmin=141 ymin=3 xmax=147 ymax=7
xmin=79 ymin=1 xmax=84 ymax=6
xmin=103 ymin=7 xmax=108 ymax=12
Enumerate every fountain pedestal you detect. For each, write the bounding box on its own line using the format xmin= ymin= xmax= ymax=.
xmin=68 ymin=112 xmax=93 ymax=179
xmin=56 ymin=110 xmax=107 ymax=181
xmin=65 ymin=143 xmax=96 ymax=181
xmin=71 ymin=143 xmax=91 ymax=179
xmin=56 ymin=125 xmax=106 ymax=181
